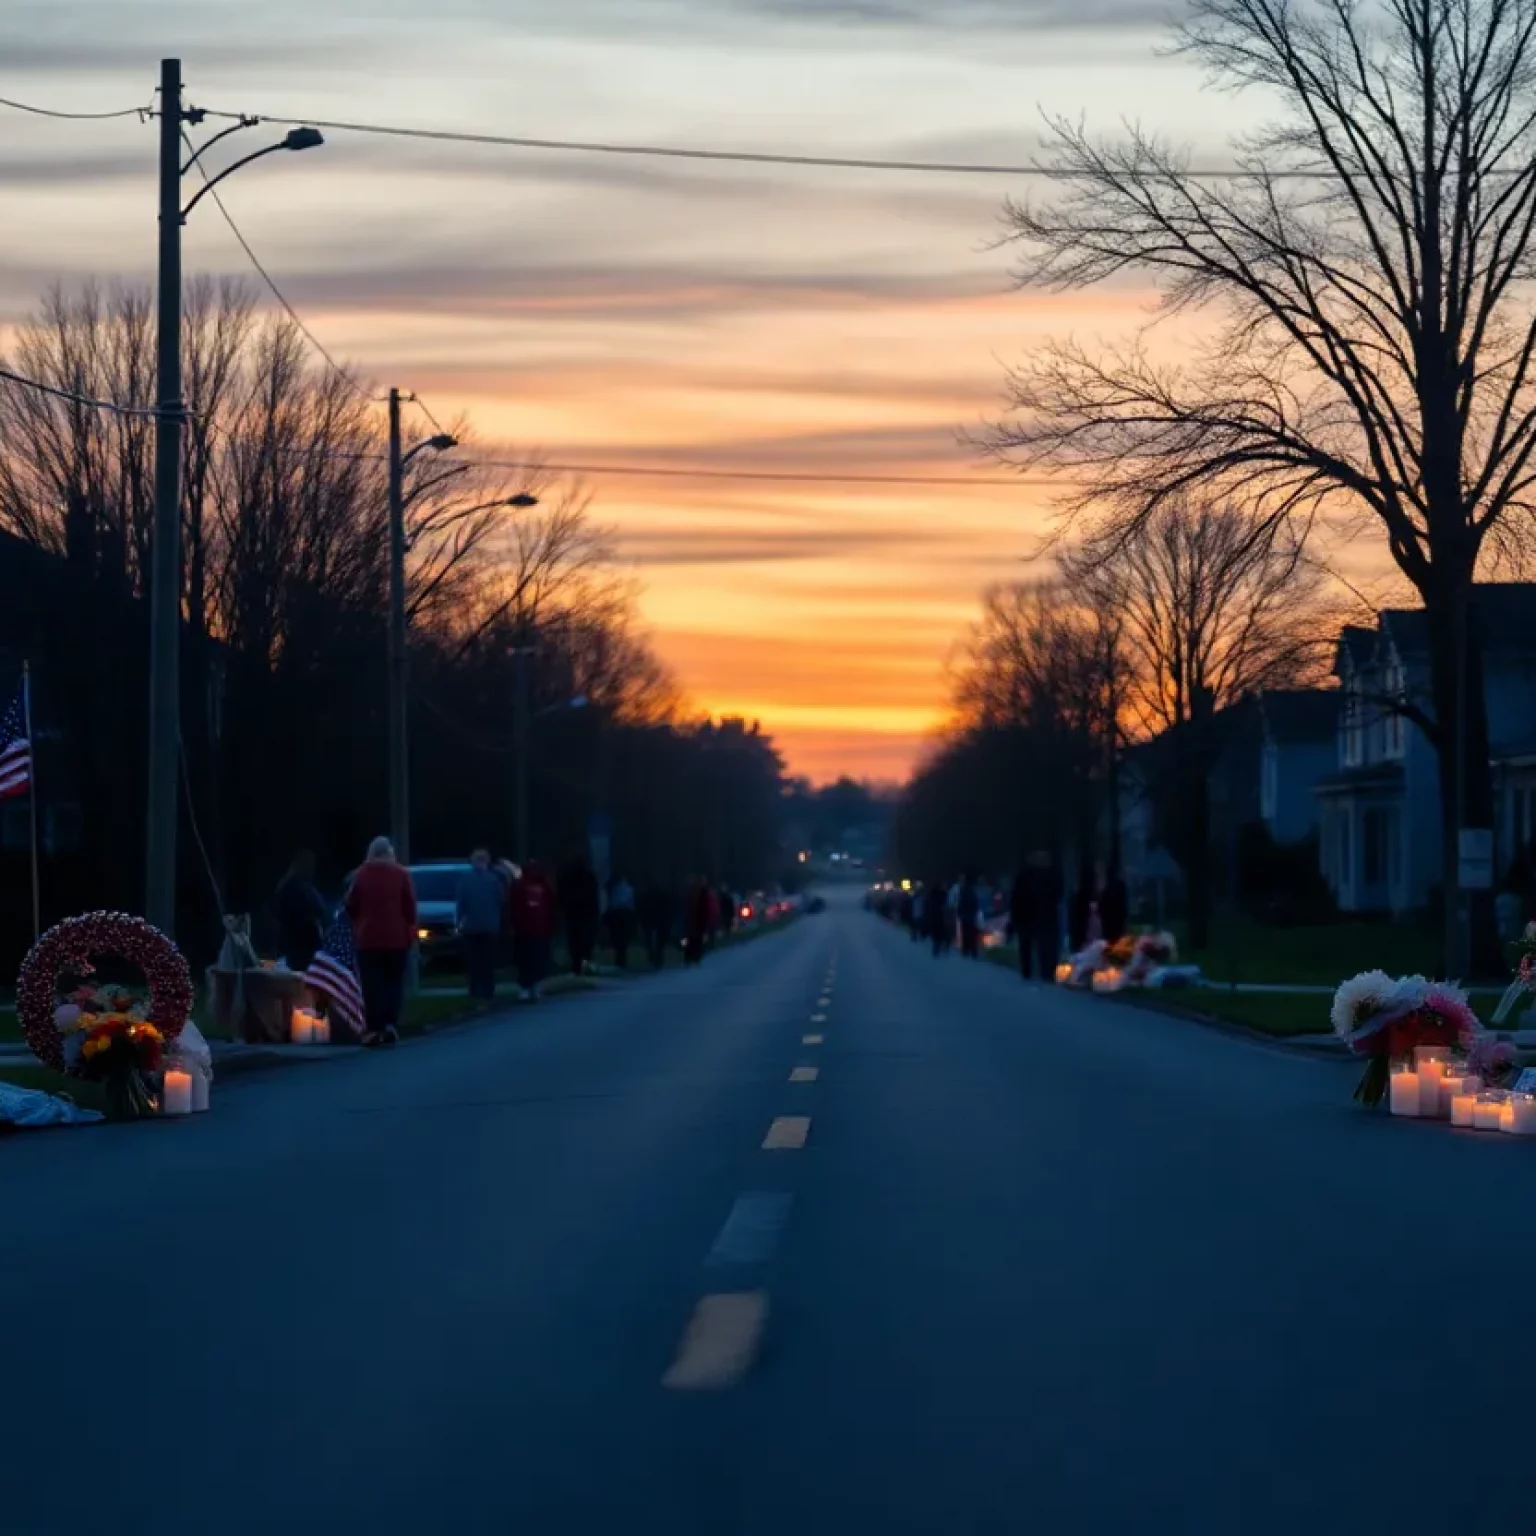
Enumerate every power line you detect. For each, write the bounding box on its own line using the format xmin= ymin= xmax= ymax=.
xmin=270 ymin=442 xmax=1052 ymax=487
xmin=413 ymin=396 xmax=450 ymax=436
xmin=198 ymin=106 xmax=1293 ymax=181
xmin=181 ymin=129 xmax=370 ymax=403
xmin=0 ymin=366 xmax=174 ymax=419
xmin=0 ymin=93 xmax=148 ymax=121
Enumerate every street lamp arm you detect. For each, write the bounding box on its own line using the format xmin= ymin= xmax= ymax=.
xmin=180 ymin=118 xmax=258 ymax=178
xmin=180 ymin=142 xmax=286 ymax=221
xmin=401 ymin=462 xmax=471 ymax=504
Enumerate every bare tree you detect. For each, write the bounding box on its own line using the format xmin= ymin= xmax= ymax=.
xmin=982 ymin=0 xmax=1536 ymax=960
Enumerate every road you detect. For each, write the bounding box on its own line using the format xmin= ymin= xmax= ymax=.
xmin=3 ymin=888 xmax=1532 ymax=1534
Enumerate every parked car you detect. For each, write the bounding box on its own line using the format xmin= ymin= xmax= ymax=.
xmin=408 ymin=861 xmax=475 ymax=963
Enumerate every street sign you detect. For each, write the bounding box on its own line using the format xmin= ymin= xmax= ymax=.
xmin=1458 ymin=828 xmax=1495 ymax=891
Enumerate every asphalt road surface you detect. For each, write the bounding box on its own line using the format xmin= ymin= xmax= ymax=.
xmin=4 ymin=888 xmax=1532 ymax=1534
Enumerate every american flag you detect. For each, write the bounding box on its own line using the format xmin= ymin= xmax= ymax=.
xmin=304 ymin=912 xmax=366 ymax=1039
xmin=0 ymin=681 xmax=31 ymax=800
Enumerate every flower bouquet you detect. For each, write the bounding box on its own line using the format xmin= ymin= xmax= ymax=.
xmin=1332 ymin=972 xmax=1483 ymax=1107
xmin=1065 ymin=939 xmax=1106 ymax=988
xmin=1492 ymin=921 xmax=1536 ymax=1026
xmin=1124 ymin=931 xmax=1178 ymax=986
xmin=63 ymin=1011 xmax=165 ymax=1120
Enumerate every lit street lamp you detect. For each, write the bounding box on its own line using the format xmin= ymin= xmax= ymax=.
xmin=146 ymin=59 xmax=323 ymax=935
xmin=387 ymin=394 xmax=538 ymax=863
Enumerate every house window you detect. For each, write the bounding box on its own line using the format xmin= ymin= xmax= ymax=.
xmin=1342 ymin=683 xmax=1364 ymax=768
xmin=1382 ymin=658 xmax=1406 ymax=760
xmin=1261 ymin=744 xmax=1278 ymax=823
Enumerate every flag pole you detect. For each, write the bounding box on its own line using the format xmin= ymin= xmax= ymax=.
xmin=23 ymin=660 xmax=39 ymax=942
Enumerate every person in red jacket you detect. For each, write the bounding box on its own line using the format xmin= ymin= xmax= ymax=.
xmin=509 ymin=859 xmax=558 ymax=1001
xmin=344 ymin=836 xmax=418 ymax=1047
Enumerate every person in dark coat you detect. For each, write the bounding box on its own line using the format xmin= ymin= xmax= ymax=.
xmin=927 ymin=878 xmax=953 ymax=958
xmin=1068 ymin=859 xmax=1113 ymax=954
xmin=683 ymin=877 xmax=712 ymax=966
xmin=638 ymin=876 xmax=676 ymax=970
xmin=957 ymin=872 xmax=982 ymax=959
xmin=561 ymin=854 xmax=602 ymax=975
xmin=1100 ymin=861 xmax=1129 ymax=945
xmin=274 ymin=850 xmax=329 ymax=972
xmin=1011 ymin=851 xmax=1064 ymax=982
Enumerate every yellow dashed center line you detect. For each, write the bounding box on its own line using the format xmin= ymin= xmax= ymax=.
xmin=662 ymin=1292 xmax=769 ymax=1390
xmin=763 ymin=1115 xmax=811 ymax=1150
xmin=789 ymin=1065 xmax=819 ymax=1083
xmin=802 ymin=1033 xmax=823 ymax=1045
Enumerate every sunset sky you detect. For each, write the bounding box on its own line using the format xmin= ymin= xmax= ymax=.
xmin=1 ymin=0 xmax=1284 ymax=780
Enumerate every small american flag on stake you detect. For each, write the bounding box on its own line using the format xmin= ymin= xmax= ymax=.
xmin=0 ymin=680 xmax=32 ymax=800
xmin=304 ymin=912 xmax=367 ymax=1040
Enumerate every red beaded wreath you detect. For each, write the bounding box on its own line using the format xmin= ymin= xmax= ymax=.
xmin=17 ymin=911 xmax=193 ymax=1073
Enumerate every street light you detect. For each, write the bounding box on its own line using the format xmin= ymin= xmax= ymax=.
xmin=387 ymin=409 xmax=538 ymax=861
xmin=146 ymin=58 xmax=323 ymax=935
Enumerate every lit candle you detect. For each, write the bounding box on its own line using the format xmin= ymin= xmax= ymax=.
xmin=1474 ymin=1094 xmax=1506 ymax=1131
xmin=1509 ymin=1092 xmax=1536 ymax=1136
xmin=1451 ymin=1092 xmax=1478 ymax=1127
xmin=1415 ymin=1049 xmax=1448 ymax=1118
xmin=1389 ymin=1066 xmax=1421 ymax=1117
xmin=290 ymin=1009 xmax=316 ymax=1045
xmin=1501 ymin=1102 xmax=1517 ymax=1133
xmin=162 ymin=1069 xmax=193 ymax=1117
xmin=313 ymin=1015 xmax=331 ymax=1046
xmin=191 ymin=1069 xmax=210 ymax=1113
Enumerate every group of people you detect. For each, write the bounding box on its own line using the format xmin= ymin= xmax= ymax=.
xmin=896 ymin=857 xmax=1130 ymax=985
xmin=271 ymin=843 xmax=743 ymax=1047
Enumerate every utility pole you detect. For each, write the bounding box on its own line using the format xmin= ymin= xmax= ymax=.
xmin=146 ymin=57 xmax=185 ymax=935
xmin=387 ymin=387 xmax=409 ymax=865
xmin=513 ymin=645 xmax=531 ymax=864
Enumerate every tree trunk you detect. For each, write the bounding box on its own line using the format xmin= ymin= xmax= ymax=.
xmin=1425 ymin=575 xmax=1499 ymax=978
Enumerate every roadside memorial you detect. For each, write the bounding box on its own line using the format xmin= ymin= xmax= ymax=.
xmin=17 ymin=911 xmax=196 ymax=1122
xmin=1063 ymin=931 xmax=1199 ymax=991
xmin=1332 ymin=968 xmax=1534 ymax=1134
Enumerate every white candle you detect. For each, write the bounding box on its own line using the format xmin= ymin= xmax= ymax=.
xmin=1501 ymin=1102 xmax=1517 ymax=1133
xmin=191 ymin=1069 xmax=210 ymax=1113
xmin=1451 ymin=1092 xmax=1478 ymax=1127
xmin=1509 ymin=1094 xmax=1536 ymax=1136
xmin=290 ymin=1009 xmax=316 ymax=1045
xmin=1474 ymin=1096 xmax=1505 ymax=1131
xmin=313 ymin=1015 xmax=331 ymax=1046
xmin=1389 ymin=1068 xmax=1421 ymax=1117
xmin=1416 ymin=1056 xmax=1447 ymax=1118
xmin=162 ymin=1069 xmax=193 ymax=1117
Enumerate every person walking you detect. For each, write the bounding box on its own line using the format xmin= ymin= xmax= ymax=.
xmin=683 ymin=877 xmax=711 ymax=967
xmin=957 ymin=872 xmax=982 ymax=959
xmin=607 ymin=872 xmax=637 ymax=969
xmin=1012 ymin=851 xmax=1065 ymax=983
xmin=508 ymin=859 xmax=558 ymax=1000
xmin=561 ymin=854 xmax=602 ymax=975
xmin=344 ymin=837 xmax=417 ymax=1047
xmin=927 ymin=877 xmax=953 ymax=958
xmin=274 ymin=849 xmax=328 ymax=972
xmin=638 ymin=875 xmax=675 ymax=970
xmin=456 ymin=849 xmax=506 ymax=1001
xmin=909 ymin=886 xmax=925 ymax=942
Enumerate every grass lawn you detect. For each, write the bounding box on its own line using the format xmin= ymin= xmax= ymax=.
xmin=1174 ymin=913 xmax=1444 ymax=987
xmin=1113 ymin=986 xmax=1518 ymax=1039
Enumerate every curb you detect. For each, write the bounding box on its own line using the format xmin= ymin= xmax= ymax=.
xmin=1097 ymin=991 xmax=1353 ymax=1061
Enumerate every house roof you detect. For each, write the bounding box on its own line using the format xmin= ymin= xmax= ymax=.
xmin=1259 ymin=688 xmax=1338 ymax=743
xmin=1382 ymin=583 xmax=1536 ymax=658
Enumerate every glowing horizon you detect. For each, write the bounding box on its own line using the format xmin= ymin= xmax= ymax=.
xmin=0 ymin=0 xmax=1268 ymax=781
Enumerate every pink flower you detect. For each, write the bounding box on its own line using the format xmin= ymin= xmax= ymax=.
xmin=1424 ymin=984 xmax=1481 ymax=1049
xmin=1520 ymin=954 xmax=1534 ymax=984
xmin=1466 ymin=1032 xmax=1517 ymax=1080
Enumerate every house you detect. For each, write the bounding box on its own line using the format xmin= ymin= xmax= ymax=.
xmin=1257 ymin=690 xmax=1338 ymax=845
xmin=1317 ymin=585 xmax=1536 ymax=914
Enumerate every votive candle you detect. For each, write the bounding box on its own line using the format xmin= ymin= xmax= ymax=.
xmin=1474 ymin=1094 xmax=1506 ymax=1131
xmin=290 ymin=1009 xmax=316 ymax=1045
xmin=1509 ymin=1092 xmax=1536 ymax=1136
xmin=1389 ymin=1066 xmax=1421 ymax=1117
xmin=1415 ymin=1050 xmax=1448 ymax=1118
xmin=162 ymin=1069 xmax=193 ymax=1117
xmin=191 ymin=1069 xmax=210 ymax=1113
xmin=1451 ymin=1092 xmax=1478 ymax=1127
